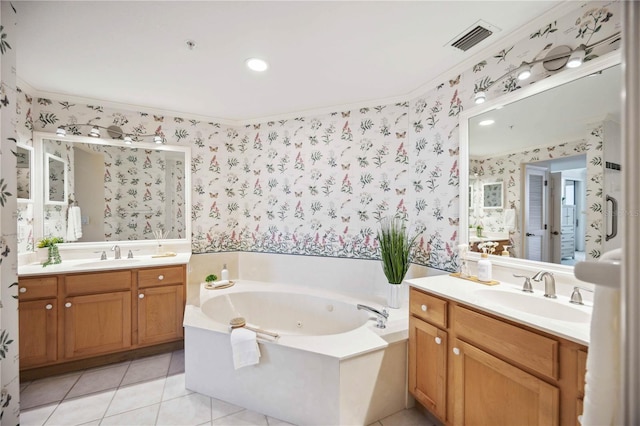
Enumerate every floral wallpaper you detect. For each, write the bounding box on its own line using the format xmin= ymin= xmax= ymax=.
xmin=17 ymin=1 xmax=621 ymax=275
xmin=1 ymin=1 xmax=20 ymax=424
xmin=469 ymin=134 xmax=604 ymax=260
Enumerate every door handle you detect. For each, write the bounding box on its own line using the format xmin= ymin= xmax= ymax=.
xmin=551 ymin=231 xmax=559 ymax=235
xmin=526 ymin=233 xmax=534 ymax=237
xmin=606 ymin=195 xmax=618 ymax=241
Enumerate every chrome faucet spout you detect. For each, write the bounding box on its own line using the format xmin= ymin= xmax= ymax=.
xmin=111 ymin=245 xmax=121 ymax=260
xmin=532 ymin=271 xmax=556 ymax=298
xmin=357 ymin=304 xmax=389 ymax=329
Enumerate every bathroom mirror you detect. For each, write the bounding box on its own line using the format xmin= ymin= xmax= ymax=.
xmin=44 ymin=153 xmax=67 ymax=205
xmin=31 ymin=132 xmax=191 ymax=246
xmin=460 ymin=52 xmax=622 ymax=270
xmin=16 ymin=144 xmax=33 ymax=201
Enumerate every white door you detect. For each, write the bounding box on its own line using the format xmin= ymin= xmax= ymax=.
xmin=523 ymin=165 xmax=549 ymax=262
xmin=550 ymin=172 xmax=563 ymax=263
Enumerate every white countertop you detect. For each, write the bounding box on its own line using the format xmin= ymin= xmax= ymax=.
xmin=18 ymin=252 xmax=192 ymax=276
xmin=406 ymin=274 xmax=591 ymax=346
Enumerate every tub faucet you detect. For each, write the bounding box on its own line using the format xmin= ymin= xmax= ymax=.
xmin=532 ymin=271 xmax=556 ymax=298
xmin=357 ymin=304 xmax=389 ymax=329
xmin=111 ymin=245 xmax=121 ymax=260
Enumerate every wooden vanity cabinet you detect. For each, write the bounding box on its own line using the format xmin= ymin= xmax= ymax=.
xmin=18 ymin=277 xmax=58 ymax=368
xmin=408 ymin=286 xmax=587 ymax=426
xmin=136 ymin=266 xmax=185 ymax=346
xmin=18 ymin=264 xmax=186 ymax=373
xmin=64 ymin=270 xmax=132 ymax=359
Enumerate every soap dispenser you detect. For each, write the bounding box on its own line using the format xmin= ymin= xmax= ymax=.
xmin=221 ymin=264 xmax=229 ymax=281
xmin=477 ymin=253 xmax=492 ymax=282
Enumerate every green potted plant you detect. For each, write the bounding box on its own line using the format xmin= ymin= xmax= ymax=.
xmin=37 ymin=236 xmax=64 ymax=266
xmin=476 ymin=224 xmax=483 ymax=238
xmin=377 ymin=217 xmax=418 ymax=308
xmin=205 ymin=274 xmax=218 ymax=284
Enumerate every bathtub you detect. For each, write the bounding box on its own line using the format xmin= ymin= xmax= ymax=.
xmin=183 ymin=280 xmax=410 ymax=426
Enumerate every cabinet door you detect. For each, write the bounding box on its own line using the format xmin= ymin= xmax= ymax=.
xmin=408 ymin=316 xmax=447 ymax=421
xmin=19 ymin=299 xmax=57 ymax=368
xmin=137 ymin=285 xmax=184 ymax=346
xmin=64 ymin=291 xmax=131 ymax=359
xmin=452 ymin=339 xmax=559 ymax=426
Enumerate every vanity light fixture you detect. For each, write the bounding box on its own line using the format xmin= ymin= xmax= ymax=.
xmin=479 ymin=119 xmax=495 ymax=126
xmin=55 ymin=123 xmax=165 ymax=145
xmin=246 ymin=58 xmax=269 ymax=72
xmin=474 ymin=32 xmax=619 ymax=104
xmin=474 ymin=91 xmax=487 ymax=105
xmin=516 ymin=63 xmax=532 ymax=81
xmin=88 ymin=126 xmax=101 ymax=138
xmin=566 ymin=45 xmax=586 ymax=69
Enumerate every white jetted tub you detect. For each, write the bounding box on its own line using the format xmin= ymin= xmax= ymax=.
xmin=183 ymin=280 xmax=409 ymax=426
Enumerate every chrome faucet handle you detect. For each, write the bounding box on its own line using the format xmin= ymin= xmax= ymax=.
xmin=100 ymin=251 xmax=107 ymax=260
xmin=570 ymin=286 xmax=594 ymax=305
xmin=513 ymin=274 xmax=534 ymax=293
xmin=127 ymin=250 xmax=134 ymax=259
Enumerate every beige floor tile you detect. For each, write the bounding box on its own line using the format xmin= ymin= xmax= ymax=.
xmin=162 ymin=372 xmax=194 ymax=401
xmin=44 ymin=390 xmax=115 ymax=426
xmin=212 ymin=409 xmax=268 ymax=426
xmin=20 ymin=403 xmax=57 ymax=426
xmin=156 ymin=392 xmax=212 ymax=426
xmin=100 ymin=403 xmax=160 ymax=426
xmin=66 ymin=363 xmax=129 ymax=399
xmin=210 ymin=397 xmax=245 ymax=421
xmin=168 ymin=349 xmax=185 ymax=376
xmin=21 ymin=372 xmax=82 ymax=410
xmin=380 ymin=407 xmax=434 ymax=426
xmin=105 ymin=377 xmax=165 ymax=417
xmin=121 ymin=353 xmax=171 ymax=386
xmin=266 ymin=415 xmax=296 ymax=426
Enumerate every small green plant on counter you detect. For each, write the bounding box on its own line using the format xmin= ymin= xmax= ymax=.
xmin=37 ymin=236 xmax=64 ymax=248
xmin=205 ymin=274 xmax=218 ymax=283
xmin=37 ymin=237 xmax=63 ymax=267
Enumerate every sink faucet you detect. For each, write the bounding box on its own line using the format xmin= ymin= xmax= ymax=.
xmin=357 ymin=304 xmax=389 ymax=329
xmin=532 ymin=271 xmax=556 ymax=298
xmin=111 ymin=245 xmax=121 ymax=260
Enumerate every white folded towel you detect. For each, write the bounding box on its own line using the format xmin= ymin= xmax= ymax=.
xmin=580 ymin=249 xmax=621 ymax=426
xmin=66 ymin=206 xmax=83 ymax=241
xmin=230 ymin=327 xmax=261 ymax=370
xmin=504 ymin=208 xmax=517 ymax=231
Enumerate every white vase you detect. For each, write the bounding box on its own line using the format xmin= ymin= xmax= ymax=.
xmin=387 ymin=283 xmax=402 ymax=309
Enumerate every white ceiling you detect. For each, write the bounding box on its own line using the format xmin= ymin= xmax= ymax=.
xmin=16 ymin=1 xmax=561 ymax=122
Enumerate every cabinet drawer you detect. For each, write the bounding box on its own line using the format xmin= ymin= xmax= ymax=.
xmin=410 ymin=288 xmax=447 ymax=328
xmin=455 ymin=305 xmax=559 ymax=379
xmin=138 ymin=265 xmax=184 ymax=288
xmin=65 ymin=271 xmax=132 ymax=296
xmin=18 ymin=277 xmax=57 ymax=301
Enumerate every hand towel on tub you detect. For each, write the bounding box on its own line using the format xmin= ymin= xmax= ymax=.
xmin=65 ymin=206 xmax=83 ymax=241
xmin=581 ymin=248 xmax=621 ymax=426
xmin=230 ymin=327 xmax=261 ymax=369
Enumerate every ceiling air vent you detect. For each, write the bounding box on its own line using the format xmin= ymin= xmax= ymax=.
xmin=448 ymin=20 xmax=500 ymax=52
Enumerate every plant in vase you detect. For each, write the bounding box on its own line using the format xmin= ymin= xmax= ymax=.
xmin=37 ymin=237 xmax=64 ymax=267
xmin=377 ymin=217 xmax=418 ymax=309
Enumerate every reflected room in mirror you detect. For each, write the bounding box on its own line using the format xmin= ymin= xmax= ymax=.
xmin=463 ymin=60 xmax=622 ymax=267
xmin=16 ymin=144 xmax=33 ymax=201
xmin=22 ymin=133 xmax=192 ymax=252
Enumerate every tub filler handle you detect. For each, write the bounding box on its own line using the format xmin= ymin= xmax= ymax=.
xmin=357 ymin=304 xmax=388 ymax=329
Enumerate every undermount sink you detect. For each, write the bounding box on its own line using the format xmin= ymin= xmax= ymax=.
xmin=74 ymin=258 xmax=141 ymax=268
xmin=474 ymin=288 xmax=591 ymax=323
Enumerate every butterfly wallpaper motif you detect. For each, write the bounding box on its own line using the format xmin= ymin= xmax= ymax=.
xmin=18 ymin=0 xmax=620 ymax=273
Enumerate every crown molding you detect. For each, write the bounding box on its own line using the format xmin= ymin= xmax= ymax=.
xmin=18 ymin=1 xmax=583 ymax=128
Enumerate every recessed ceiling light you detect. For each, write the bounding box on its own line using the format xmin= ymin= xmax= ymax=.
xmin=479 ymin=119 xmax=495 ymax=126
xmin=246 ymin=58 xmax=269 ymax=72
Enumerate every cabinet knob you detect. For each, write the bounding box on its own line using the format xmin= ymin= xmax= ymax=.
xmin=45 ymin=304 xmax=53 ymax=310
xmin=139 ymin=293 xmax=145 ymax=299
xmin=19 ymin=287 xmax=27 ymax=293
xmin=65 ymin=302 xmax=72 ymax=308
xmin=421 ymin=304 xmax=427 ymax=312
xmin=158 ymin=275 xmax=164 ymax=280
xmin=435 ymin=336 xmax=442 ymax=345
xmin=452 ymin=347 xmax=460 ymax=356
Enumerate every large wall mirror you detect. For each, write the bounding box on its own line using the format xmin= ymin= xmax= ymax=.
xmin=460 ymin=52 xmax=622 ymax=272
xmin=27 ymin=132 xmax=192 ymax=250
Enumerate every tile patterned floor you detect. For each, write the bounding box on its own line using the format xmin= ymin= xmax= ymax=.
xmin=20 ymin=350 xmax=439 ymax=426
